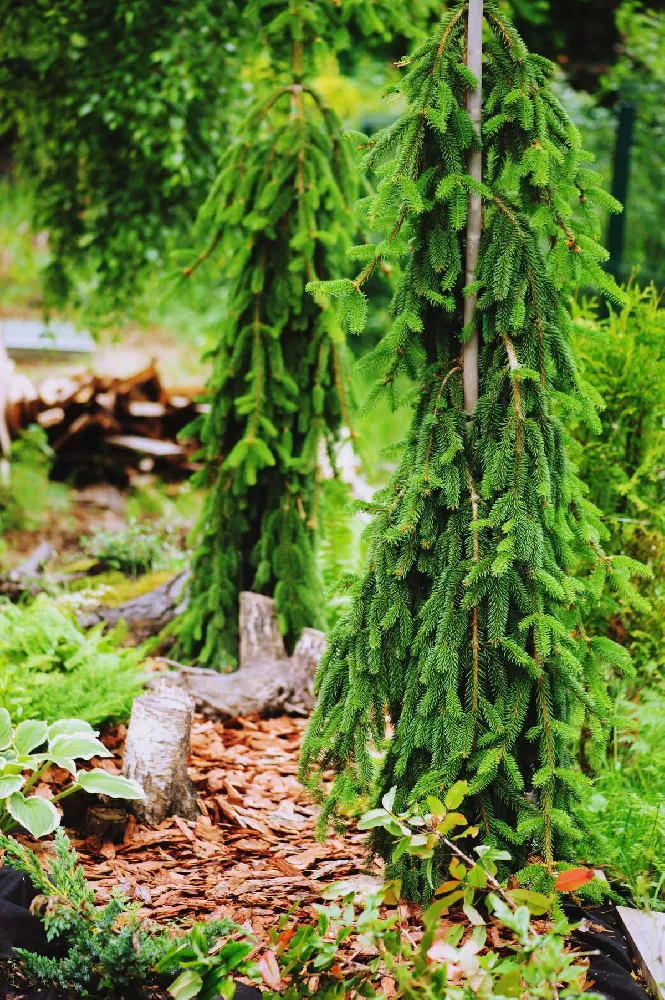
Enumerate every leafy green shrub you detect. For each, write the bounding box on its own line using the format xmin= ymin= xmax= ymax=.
xmin=0 ymin=595 xmax=144 ymax=726
xmin=265 ymin=787 xmax=598 ymax=998
xmin=0 ymin=713 xmax=141 ymax=838
xmin=269 ymin=881 xmax=595 ymax=1000
xmin=0 ymin=425 xmax=69 ymax=536
xmin=573 ymin=283 xmax=665 ymax=681
xmin=80 ymin=517 xmax=183 ymax=577
xmin=359 ymin=781 xmax=604 ymax=913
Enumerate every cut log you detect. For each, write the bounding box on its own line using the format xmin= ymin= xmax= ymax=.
xmin=36 ymin=407 xmax=66 ymax=429
xmin=86 ymin=806 xmax=128 ymax=844
xmin=4 ymin=361 xmax=202 ymax=484
xmin=165 ymin=592 xmax=326 ymax=719
xmin=0 ymin=543 xmax=55 ymax=598
xmin=168 ymin=395 xmax=191 ymax=409
xmin=38 ymin=375 xmax=81 ymax=407
xmin=286 ymin=627 xmax=327 ymax=714
xmin=77 ymin=570 xmax=189 ymax=639
xmin=122 ymin=684 xmax=198 ymax=825
xmin=126 ymin=400 xmax=167 ymax=418
xmin=104 ymin=434 xmax=184 ymax=457
xmin=166 ymin=660 xmax=302 ymax=718
xmin=0 ymin=541 xmax=97 ymax=599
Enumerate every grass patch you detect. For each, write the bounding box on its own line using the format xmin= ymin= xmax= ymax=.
xmin=579 ymin=689 xmax=665 ymax=908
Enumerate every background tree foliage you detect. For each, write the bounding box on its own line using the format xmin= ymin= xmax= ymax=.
xmin=0 ymin=0 xmax=435 ymax=319
xmin=0 ymin=0 xmax=241 ymax=315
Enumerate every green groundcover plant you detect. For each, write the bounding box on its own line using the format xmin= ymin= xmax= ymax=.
xmin=0 ymin=713 xmax=141 ymax=839
xmin=0 ymin=595 xmax=145 ymax=727
xmin=2 ymin=830 xmax=257 ymax=1000
xmin=0 ymin=426 xmax=69 ymax=537
xmin=80 ymin=517 xmax=184 ymax=577
xmin=2 ymin=803 xmax=598 ymax=1000
xmin=300 ymin=0 xmax=644 ymax=897
xmin=577 ymin=688 xmax=665 ymax=911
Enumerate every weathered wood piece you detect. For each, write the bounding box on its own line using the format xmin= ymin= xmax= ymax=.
xmin=78 ymin=570 xmax=189 ymax=639
xmin=86 ymin=806 xmax=128 ymax=844
xmin=8 ymin=541 xmax=54 ymax=580
xmin=105 ymin=434 xmax=184 ymax=457
xmin=239 ymin=590 xmax=287 ymax=664
xmin=122 ymin=683 xmax=198 ymax=825
xmin=0 ymin=542 xmax=56 ymax=598
xmin=286 ymin=627 xmax=327 ymax=714
xmin=3 ymin=360 xmax=202 ymax=484
xmin=617 ymin=906 xmax=665 ymax=999
xmin=166 ymin=591 xmax=325 ymax=718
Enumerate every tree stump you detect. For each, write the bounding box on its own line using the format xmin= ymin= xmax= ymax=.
xmin=165 ymin=592 xmax=326 ymax=718
xmin=286 ymin=627 xmax=327 ymax=714
xmin=122 ymin=683 xmax=197 ymax=824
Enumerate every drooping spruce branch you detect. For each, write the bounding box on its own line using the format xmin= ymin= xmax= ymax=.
xmin=176 ymin=0 xmax=414 ymax=667
xmin=300 ymin=1 xmax=645 ymax=897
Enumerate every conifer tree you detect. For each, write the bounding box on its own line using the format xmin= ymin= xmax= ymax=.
xmin=176 ymin=0 xmax=415 ymax=667
xmin=300 ymin=0 xmax=646 ymax=895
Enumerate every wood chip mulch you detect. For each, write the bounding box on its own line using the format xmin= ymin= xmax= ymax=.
xmin=17 ymin=712 xmax=621 ymax=999
xmin=67 ymin=714 xmax=378 ymax=943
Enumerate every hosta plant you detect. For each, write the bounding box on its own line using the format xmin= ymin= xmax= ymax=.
xmin=0 ymin=711 xmax=143 ymax=839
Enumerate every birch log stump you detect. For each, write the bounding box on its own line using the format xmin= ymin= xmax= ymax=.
xmin=122 ymin=682 xmax=198 ymax=824
xmin=166 ymin=591 xmax=326 ymax=718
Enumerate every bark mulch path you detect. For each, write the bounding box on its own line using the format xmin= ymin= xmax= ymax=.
xmin=17 ymin=713 xmax=644 ymax=1000
xmin=69 ymin=714 xmax=378 ymax=944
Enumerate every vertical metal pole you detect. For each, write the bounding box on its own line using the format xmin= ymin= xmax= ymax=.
xmin=463 ymin=0 xmax=483 ymax=416
xmin=607 ymin=101 xmax=635 ymax=284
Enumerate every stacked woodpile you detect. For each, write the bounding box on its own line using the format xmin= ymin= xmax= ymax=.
xmin=5 ymin=363 xmax=206 ymax=483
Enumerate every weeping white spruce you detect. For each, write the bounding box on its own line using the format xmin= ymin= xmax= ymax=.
xmin=300 ymin=0 xmax=643 ymax=899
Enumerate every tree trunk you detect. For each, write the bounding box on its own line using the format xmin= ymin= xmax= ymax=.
xmin=462 ymin=0 xmax=483 ymax=416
